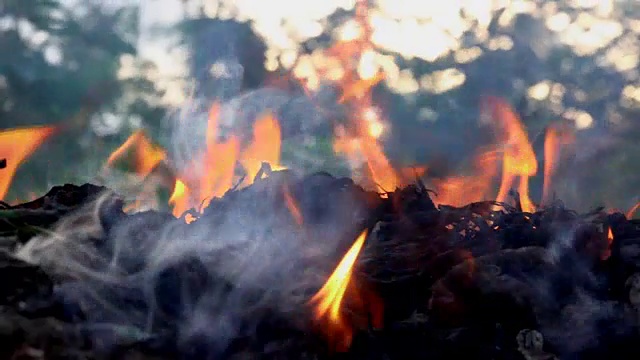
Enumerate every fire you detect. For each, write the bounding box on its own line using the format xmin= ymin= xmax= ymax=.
xmin=481 ymin=96 xmax=538 ymax=212
xmin=239 ymin=112 xmax=285 ymax=184
xmin=309 ymin=229 xmax=368 ymax=350
xmin=0 ymin=126 xmax=55 ymax=200
xmin=293 ymin=0 xmax=402 ymax=194
xmin=168 ymin=179 xmax=190 ymax=218
xmin=282 ymin=183 xmax=303 ymax=226
xmin=602 ymin=227 xmax=614 ymax=260
xmin=432 ymin=149 xmax=501 ymax=207
xmin=168 ymin=103 xmax=286 ymax=218
xmin=627 ymin=202 xmax=640 ymax=219
xmin=542 ymin=123 xmax=575 ymax=206
xmin=105 ymin=130 xmax=166 ymax=178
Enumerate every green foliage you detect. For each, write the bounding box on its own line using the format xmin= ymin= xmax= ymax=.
xmin=0 ymin=0 xmax=166 ymax=201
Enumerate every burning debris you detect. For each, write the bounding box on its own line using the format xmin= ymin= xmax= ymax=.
xmin=0 ymin=170 xmax=637 ymax=359
xmin=1 ymin=1 xmax=638 ymax=358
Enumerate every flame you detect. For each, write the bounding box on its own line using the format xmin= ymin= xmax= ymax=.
xmin=602 ymin=227 xmax=614 ymax=260
xmin=432 ymin=149 xmax=501 ymax=207
xmin=240 ymin=112 xmax=285 ymax=183
xmin=282 ymin=183 xmax=303 ymax=226
xmin=293 ymin=0 xmax=402 ymax=194
xmin=627 ymin=202 xmax=640 ymax=219
xmin=168 ymin=103 xmax=285 ymax=218
xmin=482 ymin=97 xmax=538 ymax=212
xmin=0 ymin=126 xmax=55 ymax=200
xmin=184 ymin=213 xmax=197 ymax=224
xmin=169 ymin=179 xmax=190 ymax=217
xmin=106 ymin=130 xmax=166 ymax=178
xmin=542 ymin=123 xmax=575 ymax=206
xmin=309 ymin=229 xmax=368 ymax=350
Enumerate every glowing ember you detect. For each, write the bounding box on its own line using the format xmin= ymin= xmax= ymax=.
xmin=309 ymin=229 xmax=368 ymax=350
xmin=0 ymin=126 xmax=55 ymax=200
xmin=105 ymin=130 xmax=166 ymax=178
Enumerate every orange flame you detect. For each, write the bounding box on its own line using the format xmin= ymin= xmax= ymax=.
xmin=602 ymin=227 xmax=614 ymax=261
xmin=282 ymin=184 xmax=303 ymax=226
xmin=293 ymin=0 xmax=401 ymax=194
xmin=240 ymin=112 xmax=285 ymax=184
xmin=168 ymin=103 xmax=285 ymax=218
xmin=627 ymin=202 xmax=640 ymax=219
xmin=542 ymin=123 xmax=575 ymax=206
xmin=106 ymin=130 xmax=166 ymax=178
xmin=432 ymin=149 xmax=501 ymax=207
xmin=169 ymin=179 xmax=190 ymax=217
xmin=0 ymin=126 xmax=55 ymax=200
xmin=309 ymin=229 xmax=368 ymax=350
xmin=482 ymin=97 xmax=537 ymax=212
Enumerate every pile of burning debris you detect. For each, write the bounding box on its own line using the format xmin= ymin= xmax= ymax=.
xmin=2 ymin=1 xmax=640 ymax=358
xmin=0 ymin=164 xmax=639 ymax=359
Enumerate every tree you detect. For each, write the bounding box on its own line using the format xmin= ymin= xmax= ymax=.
xmin=0 ymin=0 xmax=166 ymax=200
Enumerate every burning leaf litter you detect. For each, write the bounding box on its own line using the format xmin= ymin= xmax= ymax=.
xmin=0 ymin=1 xmax=638 ymax=358
xmin=0 ymin=171 xmax=637 ymax=358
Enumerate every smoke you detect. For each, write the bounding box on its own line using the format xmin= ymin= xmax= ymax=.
xmin=14 ymin=171 xmax=369 ymax=356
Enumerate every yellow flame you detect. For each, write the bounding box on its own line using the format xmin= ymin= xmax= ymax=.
xmin=309 ymin=229 xmax=367 ymax=348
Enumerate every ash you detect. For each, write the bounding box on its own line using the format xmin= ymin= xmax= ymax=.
xmin=1 ymin=173 xmax=639 ymax=359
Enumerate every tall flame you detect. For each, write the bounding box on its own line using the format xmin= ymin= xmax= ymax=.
xmin=319 ymin=0 xmax=403 ymax=193
xmin=542 ymin=123 xmax=575 ymax=206
xmin=482 ymin=97 xmax=538 ymax=212
xmin=0 ymin=126 xmax=55 ymax=200
xmin=309 ymin=229 xmax=368 ymax=350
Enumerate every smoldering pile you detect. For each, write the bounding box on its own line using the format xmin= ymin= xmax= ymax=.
xmin=0 ymin=170 xmax=639 ymax=359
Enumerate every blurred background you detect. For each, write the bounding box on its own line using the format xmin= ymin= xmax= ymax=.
xmin=1 ymin=0 xmax=639 ymax=212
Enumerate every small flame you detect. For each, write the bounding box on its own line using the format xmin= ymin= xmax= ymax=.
xmin=282 ymin=184 xmax=303 ymax=226
xmin=432 ymin=149 xmax=500 ymax=207
xmin=184 ymin=213 xmax=197 ymax=224
xmin=240 ymin=112 xmax=286 ymax=184
xmin=169 ymin=179 xmax=190 ymax=217
xmin=482 ymin=97 xmax=538 ymax=212
xmin=627 ymin=202 xmax=640 ymax=219
xmin=602 ymin=227 xmax=614 ymax=260
xmin=309 ymin=229 xmax=368 ymax=350
xmin=0 ymin=126 xmax=55 ymax=200
xmin=105 ymin=130 xmax=166 ymax=178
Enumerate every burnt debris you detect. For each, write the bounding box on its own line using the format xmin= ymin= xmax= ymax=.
xmin=0 ymin=173 xmax=639 ymax=359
